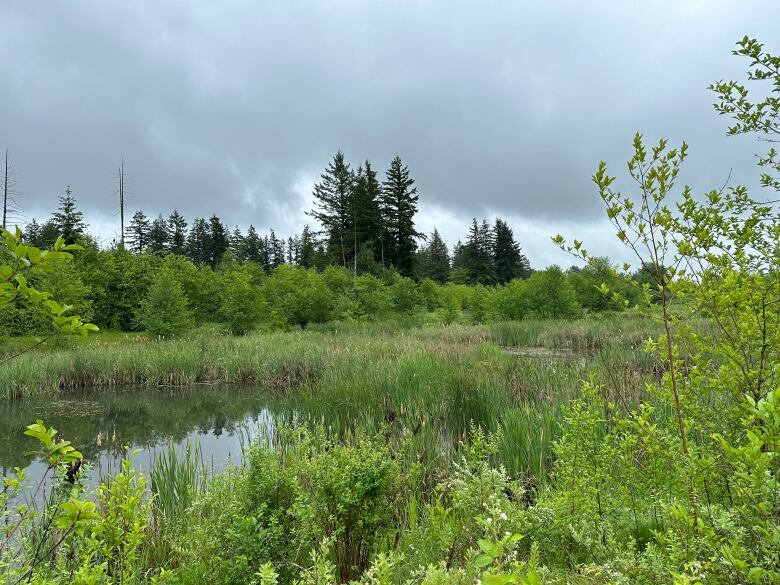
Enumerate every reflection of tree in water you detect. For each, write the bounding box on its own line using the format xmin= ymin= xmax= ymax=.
xmin=0 ymin=385 xmax=278 ymax=470
xmin=212 ymin=413 xmax=229 ymax=437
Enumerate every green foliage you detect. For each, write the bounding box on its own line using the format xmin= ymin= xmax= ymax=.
xmin=523 ymin=267 xmax=580 ymax=319
xmin=7 ymin=31 xmax=780 ymax=585
xmin=546 ymin=37 xmax=780 ymax=577
xmin=350 ymin=274 xmax=394 ymax=318
xmin=173 ymin=429 xmax=400 ymax=584
xmin=50 ymin=186 xmax=86 ymax=245
xmin=492 ymin=279 xmax=528 ymax=321
xmin=0 ymin=228 xmax=97 ymax=337
xmin=219 ymin=266 xmax=266 ymax=334
xmin=136 ymin=268 xmax=194 ymax=337
xmin=2 ymin=423 xmax=154 ymax=584
xmin=389 ymin=274 xmax=421 ymax=314
xmin=710 ymin=36 xmax=780 ymax=192
xmin=416 ymin=228 xmax=450 ymax=283
xmin=262 ymin=265 xmax=333 ymax=329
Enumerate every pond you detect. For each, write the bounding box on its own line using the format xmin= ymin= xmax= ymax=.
xmin=0 ymin=385 xmax=285 ymax=496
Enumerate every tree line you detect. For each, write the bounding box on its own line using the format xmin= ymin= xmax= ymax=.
xmin=18 ymin=151 xmax=531 ymax=285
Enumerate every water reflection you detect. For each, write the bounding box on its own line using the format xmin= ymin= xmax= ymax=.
xmin=0 ymin=385 xmax=283 ymax=493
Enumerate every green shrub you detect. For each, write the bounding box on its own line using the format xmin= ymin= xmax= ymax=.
xmin=136 ymin=269 xmax=194 ymax=337
xmin=219 ymin=266 xmax=267 ymax=334
xmin=524 ymin=266 xmax=580 ymax=319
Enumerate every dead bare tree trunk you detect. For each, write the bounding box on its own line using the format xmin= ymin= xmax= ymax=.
xmin=119 ymin=157 xmax=125 ymax=246
xmin=3 ymin=150 xmax=9 ymax=230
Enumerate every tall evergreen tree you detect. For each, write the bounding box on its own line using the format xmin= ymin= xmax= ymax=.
xmin=262 ymin=235 xmax=271 ymax=269
xmin=352 ymin=160 xmax=384 ymax=271
xmin=493 ymin=218 xmax=530 ymax=283
xmin=268 ymin=229 xmax=285 ymax=270
xmin=230 ymin=226 xmax=244 ymax=259
xmin=299 ymin=225 xmax=317 ymax=268
xmin=127 ymin=210 xmax=151 ymax=253
xmin=38 ymin=220 xmax=60 ymax=249
xmin=287 ymin=236 xmax=300 ymax=264
xmin=381 ymin=156 xmax=423 ymax=276
xmin=148 ymin=214 xmax=170 ymax=252
xmin=186 ymin=217 xmax=210 ymax=264
xmin=458 ymin=218 xmax=495 ymax=284
xmin=51 ymin=186 xmax=86 ymax=244
xmin=308 ymin=151 xmax=354 ymax=268
xmin=417 ymin=228 xmax=450 ymax=283
xmin=167 ymin=210 xmax=188 ymax=255
xmin=240 ymin=225 xmax=264 ymax=265
xmin=22 ymin=219 xmax=41 ymax=247
xmin=207 ymin=215 xmax=229 ymax=267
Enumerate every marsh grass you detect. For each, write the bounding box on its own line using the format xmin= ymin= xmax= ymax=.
xmin=1 ymin=316 xmax=665 ymax=485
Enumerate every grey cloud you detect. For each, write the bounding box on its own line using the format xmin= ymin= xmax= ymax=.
xmin=1 ymin=1 xmax=778 ymax=261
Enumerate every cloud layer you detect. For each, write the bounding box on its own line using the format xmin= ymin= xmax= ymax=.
xmin=2 ymin=1 xmax=778 ymax=265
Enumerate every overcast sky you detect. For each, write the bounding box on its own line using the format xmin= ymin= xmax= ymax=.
xmin=1 ymin=1 xmax=778 ymax=267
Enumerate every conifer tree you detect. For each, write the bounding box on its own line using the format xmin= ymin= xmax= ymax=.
xmin=299 ymin=225 xmax=317 ymax=268
xmin=230 ymin=226 xmax=244 ymax=258
xmin=148 ymin=214 xmax=169 ymax=252
xmin=287 ymin=236 xmax=301 ymax=264
xmin=240 ymin=225 xmax=264 ymax=265
xmin=382 ymin=156 xmax=422 ymax=276
xmin=262 ymin=235 xmax=271 ymax=269
xmin=207 ymin=215 xmax=229 ymax=267
xmin=493 ymin=218 xmax=530 ymax=283
xmin=186 ymin=217 xmax=210 ymax=264
xmin=51 ymin=186 xmax=86 ymax=244
xmin=417 ymin=228 xmax=450 ymax=283
xmin=352 ymin=160 xmax=383 ymax=271
xmin=268 ymin=229 xmax=285 ymax=270
xmin=458 ymin=219 xmax=495 ymax=284
xmin=38 ymin=220 xmax=60 ymax=249
xmin=22 ymin=219 xmax=41 ymax=247
xmin=308 ymin=151 xmax=354 ymax=268
xmin=127 ymin=210 xmax=151 ymax=253
xmin=167 ymin=210 xmax=188 ymax=255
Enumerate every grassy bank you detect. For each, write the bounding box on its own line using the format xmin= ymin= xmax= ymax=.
xmin=1 ymin=313 xmax=663 ymax=482
xmin=0 ymin=312 xmax=661 ymax=398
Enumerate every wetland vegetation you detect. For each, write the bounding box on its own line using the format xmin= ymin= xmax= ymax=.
xmin=1 ymin=35 xmax=779 ymax=585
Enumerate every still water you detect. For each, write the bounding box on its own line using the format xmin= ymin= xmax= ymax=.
xmin=0 ymin=385 xmax=285 ymax=493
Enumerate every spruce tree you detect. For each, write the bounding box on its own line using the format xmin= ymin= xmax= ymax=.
xmin=230 ymin=226 xmax=244 ymax=259
xmin=148 ymin=214 xmax=170 ymax=252
xmin=352 ymin=160 xmax=383 ymax=271
xmin=207 ymin=215 xmax=229 ymax=267
xmin=186 ymin=217 xmax=210 ymax=264
xmin=262 ymin=235 xmax=271 ymax=269
xmin=381 ymin=155 xmax=422 ymax=276
xmin=240 ymin=225 xmax=264 ymax=265
xmin=299 ymin=225 xmax=317 ymax=268
xmin=127 ymin=210 xmax=151 ymax=253
xmin=51 ymin=186 xmax=86 ymax=244
xmin=167 ymin=210 xmax=188 ymax=255
xmin=22 ymin=219 xmax=41 ymax=247
xmin=308 ymin=151 xmax=354 ymax=268
xmin=287 ymin=236 xmax=300 ymax=264
xmin=493 ymin=218 xmax=530 ymax=283
xmin=417 ymin=228 xmax=450 ymax=283
xmin=38 ymin=220 xmax=60 ymax=249
xmin=268 ymin=229 xmax=285 ymax=270
xmin=459 ymin=219 xmax=495 ymax=284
